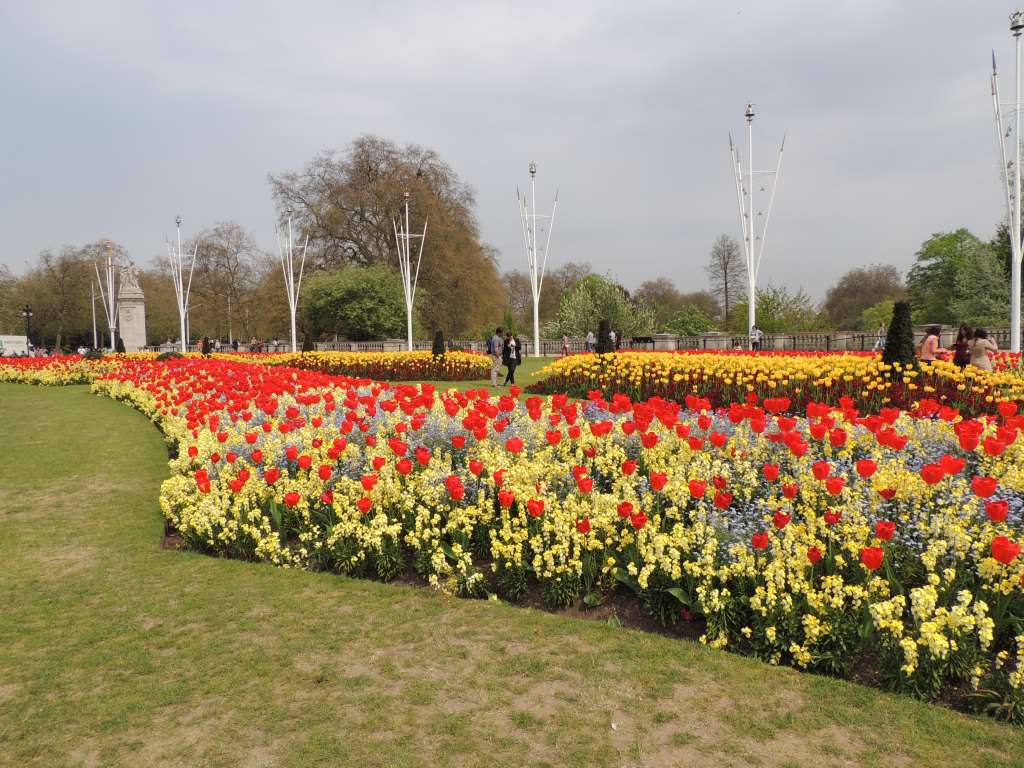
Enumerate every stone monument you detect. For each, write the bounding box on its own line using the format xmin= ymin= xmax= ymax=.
xmin=116 ymin=262 xmax=147 ymax=352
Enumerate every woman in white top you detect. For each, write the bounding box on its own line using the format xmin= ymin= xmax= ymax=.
xmin=968 ymin=328 xmax=998 ymax=371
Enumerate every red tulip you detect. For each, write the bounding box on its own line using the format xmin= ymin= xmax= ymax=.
xmin=992 ymin=535 xmax=1021 ymax=564
xmin=713 ymin=491 xmax=733 ymax=510
xmin=617 ymin=501 xmax=634 ymax=518
xmin=855 ymin=459 xmax=877 ymax=478
xmin=812 ymin=461 xmax=831 ymax=480
xmin=860 ymin=546 xmax=884 ymax=571
xmin=451 ymin=435 xmax=466 ymax=449
xmin=762 ymin=463 xmax=780 ymax=482
xmin=622 ymin=459 xmax=638 ymax=476
xmin=751 ymin=531 xmax=769 ymax=550
xmin=823 ymin=509 xmax=842 ymax=526
xmin=875 ymin=520 xmax=895 ymax=541
xmin=630 ymin=511 xmax=648 ymax=530
xmin=498 ymin=490 xmax=515 ymax=509
xmin=689 ymin=479 xmax=707 ymax=498
xmin=878 ymin=487 xmax=897 ymax=501
xmin=396 ymin=458 xmax=413 ymax=476
xmin=829 ymin=428 xmax=847 ymax=447
xmin=577 ymin=476 xmax=593 ymax=494
xmin=772 ymin=510 xmax=791 ymax=529
xmin=807 ymin=546 xmax=823 ymax=565
xmin=939 ymin=454 xmax=965 ymax=476
xmin=920 ymin=463 xmax=945 ymax=485
xmin=650 ymin=471 xmax=668 ymax=492
xmin=576 ymin=517 xmax=591 ymax=534
xmin=469 ymin=459 xmax=484 ymax=476
xmin=782 ymin=483 xmax=799 ymax=500
xmin=283 ymin=491 xmax=300 ymax=508
xmin=506 ymin=436 xmax=524 ymax=454
xmin=998 ymin=401 xmax=1018 ymax=419
xmin=972 ymin=476 xmax=998 ymax=498
xmin=526 ymin=499 xmax=545 ymax=517
xmin=320 ymin=490 xmax=333 ymax=505
xmin=825 ymin=476 xmax=845 ymax=496
xmin=263 ymin=466 xmax=280 ymax=485
xmin=357 ymin=496 xmax=373 ymax=514
xmin=986 ymin=499 xmax=1009 ymax=522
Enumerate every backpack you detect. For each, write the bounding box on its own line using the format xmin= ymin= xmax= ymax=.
xmin=486 ymin=337 xmax=494 ymax=355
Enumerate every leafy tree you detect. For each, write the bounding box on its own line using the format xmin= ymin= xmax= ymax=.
xmin=906 ymin=229 xmax=985 ymax=325
xmin=823 ymin=265 xmax=905 ymax=329
xmin=432 ymin=329 xmax=445 ymax=356
xmin=662 ymin=304 xmax=714 ymax=336
xmin=882 ymin=300 xmax=916 ymax=370
xmin=545 ymin=275 xmax=654 ymax=338
xmin=950 ymin=244 xmax=1011 ymax=327
xmin=859 ymin=299 xmax=895 ymax=332
xmin=705 ymin=234 xmax=745 ymax=323
xmin=269 ymin=134 xmax=505 ymax=336
xmin=727 ymin=285 xmax=826 ymax=334
xmin=301 ymin=265 xmax=408 ymax=341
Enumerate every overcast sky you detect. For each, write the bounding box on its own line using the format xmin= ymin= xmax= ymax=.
xmin=0 ymin=1 xmax=1016 ymax=298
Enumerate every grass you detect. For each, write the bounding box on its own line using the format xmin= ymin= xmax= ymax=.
xmin=2 ymin=383 xmax=1024 ymax=767
xmin=397 ymin=354 xmax=553 ymax=394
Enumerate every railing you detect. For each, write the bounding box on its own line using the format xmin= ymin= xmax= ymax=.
xmin=145 ymin=327 xmax=1017 ymax=356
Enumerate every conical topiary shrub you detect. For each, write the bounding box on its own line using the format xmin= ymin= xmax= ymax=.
xmin=432 ymin=329 xmax=446 ymax=357
xmin=882 ymin=300 xmax=916 ymax=372
xmin=301 ymin=336 xmax=315 ymax=352
xmin=596 ymin=319 xmax=613 ymax=354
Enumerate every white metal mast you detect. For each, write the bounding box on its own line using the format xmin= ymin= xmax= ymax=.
xmin=993 ymin=12 xmax=1024 ymax=352
xmin=93 ymin=240 xmax=118 ymax=352
xmin=276 ymin=207 xmax=310 ymax=353
xmin=517 ymin=161 xmax=558 ymax=358
xmin=730 ymin=104 xmax=784 ymax=348
xmin=167 ymin=215 xmax=198 ymax=353
xmin=91 ymin=279 xmax=99 ymax=348
xmin=392 ymin=192 xmax=427 ymax=352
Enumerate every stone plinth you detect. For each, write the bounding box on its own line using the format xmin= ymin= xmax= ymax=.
xmin=117 ymin=284 xmax=146 ymax=352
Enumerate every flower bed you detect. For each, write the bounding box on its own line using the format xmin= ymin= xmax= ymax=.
xmin=225 ymin=350 xmax=490 ymax=381
xmin=528 ymin=351 xmax=1024 ymax=417
xmin=6 ymin=354 xmax=1024 ymax=721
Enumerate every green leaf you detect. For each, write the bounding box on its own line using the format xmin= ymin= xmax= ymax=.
xmin=613 ymin=569 xmax=641 ymax=595
xmin=583 ymin=592 xmax=603 ymax=607
xmin=664 ymin=587 xmax=691 ymax=607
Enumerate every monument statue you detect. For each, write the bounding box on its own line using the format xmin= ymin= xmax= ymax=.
xmin=116 ymin=261 xmax=147 ymax=352
xmin=119 ymin=262 xmax=141 ymax=292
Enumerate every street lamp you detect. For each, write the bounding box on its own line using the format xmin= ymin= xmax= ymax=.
xmin=21 ymin=305 xmax=33 ymax=352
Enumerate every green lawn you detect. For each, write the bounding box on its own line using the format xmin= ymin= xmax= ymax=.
xmin=398 ymin=354 xmax=553 ymax=394
xmin=2 ymin=383 xmax=1024 ymax=767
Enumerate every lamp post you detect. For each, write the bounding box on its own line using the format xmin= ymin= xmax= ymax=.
xmin=729 ymin=104 xmax=785 ymax=348
xmin=167 ymin=215 xmax=198 ymax=354
xmin=517 ymin=161 xmax=558 ymax=358
xmin=992 ymin=11 xmax=1024 ymax=352
xmin=21 ymin=305 xmax=33 ymax=353
xmin=276 ymin=206 xmax=310 ymax=353
xmin=392 ymin=192 xmax=428 ymax=352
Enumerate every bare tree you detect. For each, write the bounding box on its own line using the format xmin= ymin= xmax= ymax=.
xmin=268 ymin=134 xmax=506 ymax=336
xmin=705 ymin=235 xmax=746 ymax=323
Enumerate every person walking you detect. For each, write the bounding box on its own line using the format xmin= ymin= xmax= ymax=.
xmin=951 ymin=324 xmax=973 ymax=368
xmin=561 ymin=335 xmax=569 ymax=357
xmin=488 ymin=326 xmax=504 ymax=386
xmin=872 ymin=322 xmax=887 ymax=352
xmin=749 ymin=325 xmax=764 ymax=351
xmin=917 ymin=325 xmax=945 ymax=361
xmin=502 ymin=330 xmax=520 ymax=385
xmin=609 ymin=328 xmax=617 ymax=350
xmin=968 ymin=328 xmax=998 ymax=371
xmin=585 ymin=330 xmax=595 ymax=353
